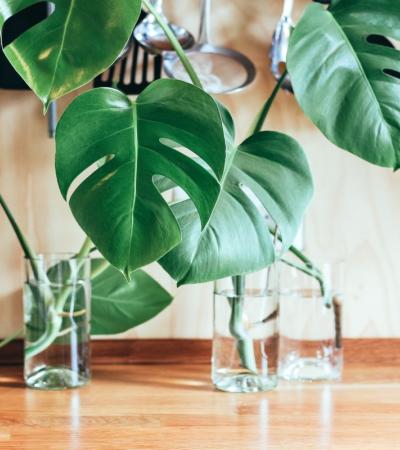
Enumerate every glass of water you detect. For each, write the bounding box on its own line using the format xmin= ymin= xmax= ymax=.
xmin=24 ymin=254 xmax=91 ymax=390
xmin=212 ymin=266 xmax=279 ymax=393
xmin=278 ymin=260 xmax=344 ymax=382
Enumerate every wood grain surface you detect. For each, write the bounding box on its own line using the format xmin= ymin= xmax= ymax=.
xmin=1 ymin=338 xmax=400 ymax=366
xmin=1 ymin=0 xmax=400 ymax=340
xmin=0 ymin=362 xmax=400 ymax=450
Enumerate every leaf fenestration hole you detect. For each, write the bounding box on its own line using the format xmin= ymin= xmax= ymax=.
xmin=152 ymin=175 xmax=180 ymax=202
xmin=383 ymin=68 xmax=400 ymax=80
xmin=2 ymin=2 xmax=53 ymax=47
xmin=366 ymin=34 xmax=395 ymax=49
xmin=240 ymin=184 xmax=283 ymax=253
xmin=366 ymin=34 xmax=400 ymax=50
xmin=66 ymin=155 xmax=115 ymax=202
xmin=239 ymin=184 xmax=271 ymax=222
xmin=158 ymin=138 xmax=213 ymax=174
xmin=388 ymin=37 xmax=400 ymax=50
xmin=365 ymin=35 xmax=400 ymax=81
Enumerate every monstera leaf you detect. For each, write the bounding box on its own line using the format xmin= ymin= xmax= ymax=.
xmin=91 ymin=259 xmax=172 ymax=335
xmin=160 ymin=116 xmax=314 ymax=285
xmin=0 ymin=0 xmax=140 ymax=107
xmin=56 ymin=79 xmax=226 ymax=278
xmin=287 ymin=0 xmax=400 ymax=169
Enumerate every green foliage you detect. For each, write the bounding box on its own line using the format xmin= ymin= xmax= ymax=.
xmin=0 ymin=0 xmax=141 ymax=108
xmin=55 ymin=80 xmax=226 ymax=278
xmin=288 ymin=0 xmax=400 ymax=169
xmin=91 ymin=259 xmax=173 ymax=335
xmin=160 ymin=116 xmax=313 ymax=285
xmin=1 ymin=0 xmax=315 ymax=289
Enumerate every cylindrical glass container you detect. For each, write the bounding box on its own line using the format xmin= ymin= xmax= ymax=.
xmin=24 ymin=254 xmax=91 ymax=390
xmin=212 ymin=266 xmax=279 ymax=393
xmin=278 ymin=260 xmax=344 ymax=381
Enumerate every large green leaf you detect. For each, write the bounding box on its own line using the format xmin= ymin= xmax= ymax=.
xmin=287 ymin=1 xmax=400 ymax=169
xmin=56 ymin=79 xmax=226 ymax=278
xmin=160 ymin=123 xmax=314 ymax=285
xmin=91 ymin=259 xmax=172 ymax=335
xmin=0 ymin=0 xmax=141 ymax=107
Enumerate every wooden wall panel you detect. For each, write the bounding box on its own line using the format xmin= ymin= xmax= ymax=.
xmin=1 ymin=0 xmax=399 ymax=339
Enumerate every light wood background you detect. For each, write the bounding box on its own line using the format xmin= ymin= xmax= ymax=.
xmin=1 ymin=0 xmax=400 ymax=339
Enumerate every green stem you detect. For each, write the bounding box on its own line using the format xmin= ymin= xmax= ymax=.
xmin=145 ymin=0 xmax=262 ymax=371
xmin=247 ymin=68 xmax=327 ymax=300
xmin=267 ymin=225 xmax=327 ymax=301
xmin=288 ymin=244 xmax=319 ymax=271
xmin=225 ymin=75 xmax=288 ymax=371
xmin=141 ymin=8 xmax=292 ymax=371
xmin=77 ymin=236 xmax=93 ymax=258
xmin=0 ymin=194 xmax=39 ymax=279
xmin=0 ymin=193 xmax=60 ymax=354
xmin=249 ymin=74 xmax=327 ymax=300
xmin=0 ymin=327 xmax=23 ymax=349
xmin=143 ymin=0 xmax=202 ymax=89
xmin=229 ymin=277 xmax=257 ymax=372
xmin=25 ymin=308 xmax=63 ymax=359
xmin=248 ymin=69 xmax=288 ymax=136
xmin=281 ymin=257 xmax=325 ymax=297
xmin=247 ymin=73 xmax=327 ymax=299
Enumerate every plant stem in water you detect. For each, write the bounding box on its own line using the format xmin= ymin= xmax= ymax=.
xmin=139 ymin=9 xmax=307 ymax=372
xmin=225 ymin=75 xmax=290 ymax=371
xmin=225 ymin=75 xmax=289 ymax=371
xmin=0 ymin=194 xmax=105 ymax=358
xmin=229 ymin=277 xmax=257 ymax=372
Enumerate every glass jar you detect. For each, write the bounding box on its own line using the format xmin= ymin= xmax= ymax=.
xmin=278 ymin=260 xmax=344 ymax=381
xmin=212 ymin=266 xmax=279 ymax=393
xmin=24 ymin=254 xmax=91 ymax=390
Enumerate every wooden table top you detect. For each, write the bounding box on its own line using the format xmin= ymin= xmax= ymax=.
xmin=0 ymin=364 xmax=399 ymax=450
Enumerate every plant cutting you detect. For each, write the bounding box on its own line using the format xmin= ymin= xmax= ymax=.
xmin=152 ymin=0 xmax=400 ymax=384
xmin=0 ymin=191 xmax=173 ymax=388
xmin=0 ymin=0 xmax=313 ymax=391
xmin=0 ymin=1 xmax=173 ymax=370
xmin=53 ymin=2 xmax=313 ymax=392
xmin=0 ymin=0 xmax=398 ymax=390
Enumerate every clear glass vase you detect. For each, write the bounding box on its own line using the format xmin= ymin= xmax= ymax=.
xmin=278 ymin=261 xmax=344 ymax=382
xmin=24 ymin=254 xmax=91 ymax=390
xmin=212 ymin=266 xmax=279 ymax=393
